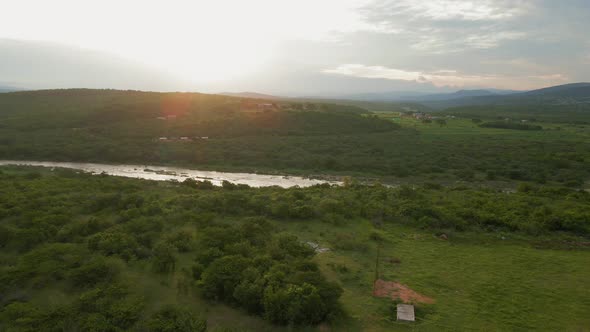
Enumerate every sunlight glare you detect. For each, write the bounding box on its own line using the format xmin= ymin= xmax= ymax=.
xmin=1 ymin=0 xmax=368 ymax=83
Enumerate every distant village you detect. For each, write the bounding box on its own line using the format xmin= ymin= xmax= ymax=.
xmin=156 ymin=136 xmax=208 ymax=142
xmin=400 ymin=111 xmax=455 ymax=120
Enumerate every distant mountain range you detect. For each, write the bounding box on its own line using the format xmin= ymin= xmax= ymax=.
xmin=220 ymin=92 xmax=285 ymax=100
xmin=309 ymin=88 xmax=516 ymax=103
xmin=216 ymin=83 xmax=590 ymax=113
xmin=0 ymin=39 xmax=187 ymax=91
xmin=0 ymin=85 xmax=22 ymax=93
xmin=413 ymin=83 xmax=590 ymax=109
xmin=398 ymin=89 xmax=519 ymax=102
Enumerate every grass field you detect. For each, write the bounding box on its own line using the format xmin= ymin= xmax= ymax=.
xmin=284 ymin=220 xmax=590 ymax=331
xmin=373 ymin=114 xmax=590 ymax=187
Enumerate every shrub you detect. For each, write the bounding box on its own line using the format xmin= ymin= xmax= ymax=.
xmin=152 ymin=243 xmax=177 ymax=274
xmin=147 ymin=305 xmax=206 ymax=332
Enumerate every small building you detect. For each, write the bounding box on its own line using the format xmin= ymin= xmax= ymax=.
xmin=257 ymin=103 xmax=275 ymax=111
xmin=413 ymin=112 xmax=432 ymax=120
xmin=397 ymin=304 xmax=415 ymax=322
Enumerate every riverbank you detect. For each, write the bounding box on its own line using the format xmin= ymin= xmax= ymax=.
xmin=0 ymin=160 xmax=341 ymax=188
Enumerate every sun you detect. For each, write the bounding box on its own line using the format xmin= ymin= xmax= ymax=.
xmin=98 ymin=1 xmax=280 ymax=84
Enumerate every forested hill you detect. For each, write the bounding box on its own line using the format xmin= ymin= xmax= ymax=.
xmin=0 ymin=89 xmax=389 ymax=136
xmin=0 ymin=89 xmax=398 ymax=171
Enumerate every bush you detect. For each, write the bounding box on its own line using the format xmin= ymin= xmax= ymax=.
xmin=147 ymin=305 xmax=206 ymax=332
xmin=68 ymin=257 xmax=121 ymax=288
xmin=152 ymin=243 xmax=177 ymax=274
xmin=88 ymin=231 xmax=139 ymax=260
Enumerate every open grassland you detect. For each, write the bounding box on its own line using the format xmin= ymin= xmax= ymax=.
xmin=288 ymin=220 xmax=590 ymax=331
xmin=1 ymin=167 xmax=588 ymax=331
xmin=375 ymin=114 xmax=590 ymax=187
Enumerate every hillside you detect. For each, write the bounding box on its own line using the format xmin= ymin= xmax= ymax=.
xmin=399 ymin=89 xmax=512 ymax=102
xmin=416 ymin=83 xmax=590 ymax=109
xmin=524 ymin=82 xmax=590 ymax=95
xmin=0 ymin=89 xmax=401 ymax=172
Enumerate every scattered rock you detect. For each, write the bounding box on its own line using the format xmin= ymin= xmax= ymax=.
xmin=306 ymin=241 xmax=330 ymax=253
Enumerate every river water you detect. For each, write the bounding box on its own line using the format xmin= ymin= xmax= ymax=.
xmin=0 ymin=160 xmax=340 ymax=188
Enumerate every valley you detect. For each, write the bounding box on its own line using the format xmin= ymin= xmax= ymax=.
xmin=1 ymin=87 xmax=589 ymax=331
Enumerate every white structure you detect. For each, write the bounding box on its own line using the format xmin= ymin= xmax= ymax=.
xmin=397 ymin=304 xmax=415 ymax=322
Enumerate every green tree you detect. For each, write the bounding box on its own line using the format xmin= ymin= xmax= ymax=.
xmin=200 ymin=255 xmax=250 ymax=301
xmin=152 ymin=243 xmax=177 ymax=274
xmin=263 ymin=283 xmax=325 ymax=325
xmin=147 ymin=305 xmax=206 ymax=332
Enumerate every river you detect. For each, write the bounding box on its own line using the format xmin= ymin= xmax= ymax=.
xmin=0 ymin=160 xmax=341 ymax=188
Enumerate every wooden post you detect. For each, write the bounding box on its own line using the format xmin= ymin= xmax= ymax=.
xmin=373 ymin=240 xmax=381 ymax=295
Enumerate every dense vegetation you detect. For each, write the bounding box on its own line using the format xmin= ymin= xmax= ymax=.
xmin=0 ymin=167 xmax=344 ymax=330
xmin=1 ymin=89 xmax=589 ymax=187
xmin=1 ymin=88 xmax=589 ymax=331
xmin=1 ymin=167 xmax=589 ymax=331
xmin=443 ymin=104 xmax=590 ymax=123
xmin=195 ymin=222 xmax=342 ymax=325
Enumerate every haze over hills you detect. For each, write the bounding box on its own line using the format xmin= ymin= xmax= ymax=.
xmin=0 ymin=39 xmax=188 ymax=91
xmin=414 ymin=83 xmax=590 ymax=109
xmin=0 ymin=85 xmax=22 ymax=93
xmin=220 ymin=92 xmax=285 ymax=100
xmin=398 ymin=89 xmax=519 ymax=102
xmin=2 ymin=40 xmax=589 ymax=110
xmin=219 ymin=83 xmax=590 ymax=115
xmin=6 ymin=39 xmax=587 ymax=99
xmin=523 ymin=82 xmax=590 ymax=97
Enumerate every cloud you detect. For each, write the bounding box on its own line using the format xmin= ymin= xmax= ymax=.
xmin=323 ymin=63 xmax=569 ymax=89
xmin=366 ymin=0 xmax=527 ymax=21
xmin=357 ymin=0 xmax=532 ymax=53
xmin=323 ymin=64 xmax=422 ymax=81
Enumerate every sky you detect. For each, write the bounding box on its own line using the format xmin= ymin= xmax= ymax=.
xmin=1 ymin=0 xmax=589 ymax=96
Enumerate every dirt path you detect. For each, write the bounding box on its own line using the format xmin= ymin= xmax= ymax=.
xmin=373 ymin=279 xmax=435 ymax=304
